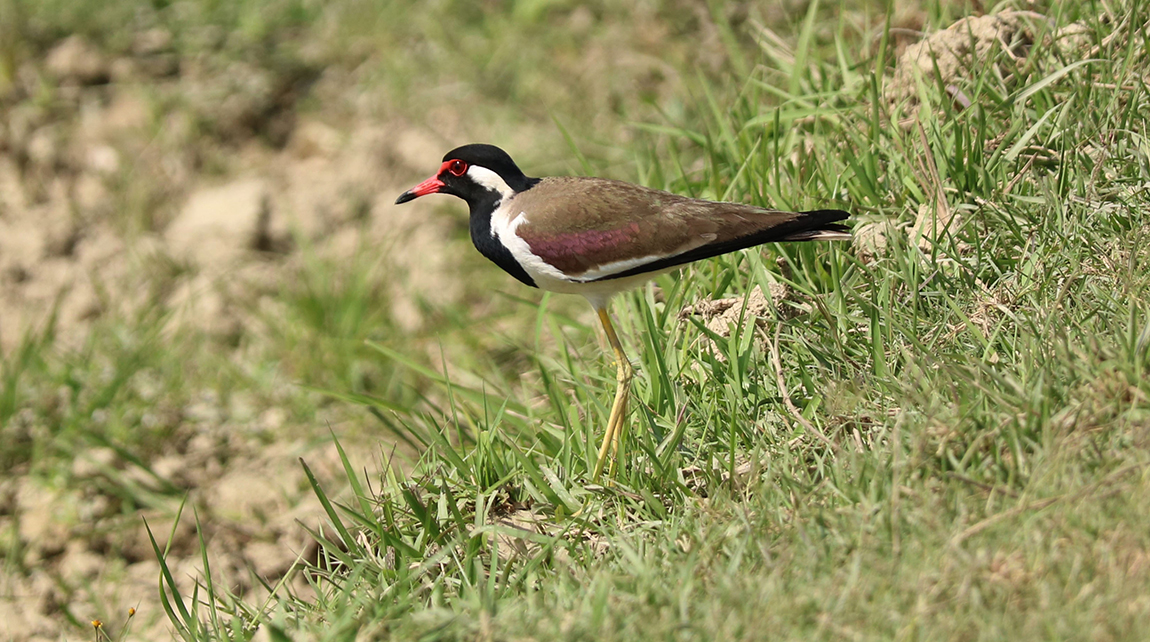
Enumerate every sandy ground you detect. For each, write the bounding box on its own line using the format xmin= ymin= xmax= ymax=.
xmin=0 ymin=33 xmax=473 ymax=638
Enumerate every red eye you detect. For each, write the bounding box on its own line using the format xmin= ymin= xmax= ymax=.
xmin=447 ymin=160 xmax=468 ymax=176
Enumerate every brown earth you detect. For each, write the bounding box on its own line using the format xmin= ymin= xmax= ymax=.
xmin=0 ymin=32 xmax=473 ymax=640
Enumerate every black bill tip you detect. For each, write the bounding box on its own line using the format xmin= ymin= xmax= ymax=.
xmin=395 ymin=191 xmax=416 ymax=205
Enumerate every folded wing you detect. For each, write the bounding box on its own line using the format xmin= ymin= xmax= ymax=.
xmin=512 ymin=177 xmax=848 ymax=282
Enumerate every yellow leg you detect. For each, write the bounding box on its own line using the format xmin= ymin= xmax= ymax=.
xmin=591 ymin=306 xmax=634 ymax=482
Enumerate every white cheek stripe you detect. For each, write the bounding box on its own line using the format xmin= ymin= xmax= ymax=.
xmin=466 ymin=166 xmax=514 ymax=201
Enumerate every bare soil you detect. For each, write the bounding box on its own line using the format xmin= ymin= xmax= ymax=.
xmin=0 ymin=33 xmax=471 ymax=640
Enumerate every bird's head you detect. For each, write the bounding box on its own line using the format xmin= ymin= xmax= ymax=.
xmin=395 ymin=144 xmax=536 ymax=208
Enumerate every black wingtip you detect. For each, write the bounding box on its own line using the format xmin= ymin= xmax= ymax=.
xmin=783 ymin=209 xmax=851 ymax=241
xmin=799 ymin=208 xmax=851 ymax=224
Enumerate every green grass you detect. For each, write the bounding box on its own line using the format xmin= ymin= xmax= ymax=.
xmin=4 ymin=0 xmax=1150 ymax=639
xmin=138 ymin=1 xmax=1150 ymax=639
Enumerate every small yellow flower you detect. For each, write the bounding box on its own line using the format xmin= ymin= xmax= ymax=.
xmin=92 ymin=619 xmax=103 ymax=628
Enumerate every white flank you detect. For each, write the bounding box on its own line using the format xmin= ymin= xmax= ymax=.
xmin=488 ymin=202 xmax=571 ymax=284
xmin=571 ymin=255 xmax=669 ymax=281
xmin=490 ymin=203 xmax=683 ymax=286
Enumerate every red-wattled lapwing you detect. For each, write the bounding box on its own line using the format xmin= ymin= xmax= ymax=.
xmin=396 ymin=144 xmax=850 ymax=480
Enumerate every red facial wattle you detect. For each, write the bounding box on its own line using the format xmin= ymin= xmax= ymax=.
xmin=395 ymin=159 xmax=469 ymax=204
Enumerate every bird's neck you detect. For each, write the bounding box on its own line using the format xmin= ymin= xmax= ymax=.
xmin=467 ymin=192 xmax=537 ymax=288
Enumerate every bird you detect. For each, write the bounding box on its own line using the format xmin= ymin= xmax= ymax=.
xmin=396 ymin=144 xmax=850 ymax=481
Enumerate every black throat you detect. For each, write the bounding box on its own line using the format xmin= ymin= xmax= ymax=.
xmin=466 ymin=190 xmax=537 ymax=288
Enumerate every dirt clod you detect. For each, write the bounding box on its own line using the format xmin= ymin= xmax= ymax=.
xmin=45 ymin=36 xmax=110 ymax=86
xmin=886 ymin=12 xmax=1035 ymax=112
xmin=679 ymin=283 xmax=798 ymax=338
xmin=166 ymin=178 xmax=270 ymax=265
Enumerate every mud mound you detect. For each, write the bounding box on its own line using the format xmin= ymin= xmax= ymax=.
xmin=884 ymin=11 xmax=1092 ymax=115
xmin=885 ymin=12 xmax=1035 ymax=109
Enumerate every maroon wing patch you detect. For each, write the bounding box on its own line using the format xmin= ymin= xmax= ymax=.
xmin=520 ymin=222 xmax=644 ymax=275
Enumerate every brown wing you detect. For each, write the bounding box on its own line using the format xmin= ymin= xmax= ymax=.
xmin=511 ymin=177 xmax=836 ymax=280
